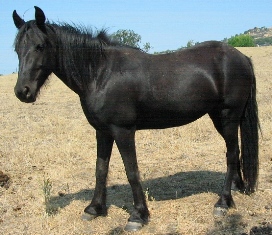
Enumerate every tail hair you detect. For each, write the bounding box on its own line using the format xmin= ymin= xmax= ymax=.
xmin=240 ymin=57 xmax=260 ymax=194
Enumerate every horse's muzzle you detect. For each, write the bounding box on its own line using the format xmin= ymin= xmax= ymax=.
xmin=15 ymin=86 xmax=36 ymax=103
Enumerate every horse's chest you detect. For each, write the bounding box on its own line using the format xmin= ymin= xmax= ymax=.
xmin=80 ymin=97 xmax=110 ymax=130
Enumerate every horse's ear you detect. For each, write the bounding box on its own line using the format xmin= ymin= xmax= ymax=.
xmin=13 ymin=10 xmax=25 ymax=29
xmin=34 ymin=6 xmax=46 ymax=27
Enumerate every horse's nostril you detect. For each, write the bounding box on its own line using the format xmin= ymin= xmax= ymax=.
xmin=23 ymin=86 xmax=29 ymax=95
xmin=23 ymin=86 xmax=32 ymax=99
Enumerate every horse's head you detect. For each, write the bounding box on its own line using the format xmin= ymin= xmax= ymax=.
xmin=12 ymin=6 xmax=56 ymax=103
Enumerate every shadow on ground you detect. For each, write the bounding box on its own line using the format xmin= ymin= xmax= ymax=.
xmin=49 ymin=170 xmax=225 ymax=210
xmin=48 ymin=171 xmax=271 ymax=234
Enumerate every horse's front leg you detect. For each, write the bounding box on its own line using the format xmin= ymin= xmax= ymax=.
xmin=82 ymin=130 xmax=114 ymax=220
xmin=111 ymin=125 xmax=149 ymax=231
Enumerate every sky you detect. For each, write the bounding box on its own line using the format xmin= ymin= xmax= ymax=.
xmin=1 ymin=0 xmax=272 ymax=75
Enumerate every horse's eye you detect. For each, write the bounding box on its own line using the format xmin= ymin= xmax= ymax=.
xmin=35 ymin=44 xmax=45 ymax=52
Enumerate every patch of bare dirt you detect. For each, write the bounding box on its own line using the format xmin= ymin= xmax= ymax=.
xmin=0 ymin=171 xmax=10 ymax=189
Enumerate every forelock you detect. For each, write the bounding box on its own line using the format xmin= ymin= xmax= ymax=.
xmin=14 ymin=21 xmax=48 ymax=50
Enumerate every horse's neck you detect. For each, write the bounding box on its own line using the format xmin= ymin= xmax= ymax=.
xmin=51 ymin=27 xmax=107 ymax=96
xmin=53 ymin=70 xmax=84 ymax=96
xmin=53 ymin=47 xmax=87 ymax=96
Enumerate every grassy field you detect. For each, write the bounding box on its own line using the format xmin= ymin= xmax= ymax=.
xmin=0 ymin=47 xmax=272 ymax=234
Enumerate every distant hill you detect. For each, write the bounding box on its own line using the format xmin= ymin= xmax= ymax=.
xmin=155 ymin=26 xmax=272 ymax=54
xmin=244 ymin=27 xmax=272 ymax=46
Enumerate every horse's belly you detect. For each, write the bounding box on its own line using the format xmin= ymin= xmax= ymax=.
xmin=135 ymin=110 xmax=206 ymax=130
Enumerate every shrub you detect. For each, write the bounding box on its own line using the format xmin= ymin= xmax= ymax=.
xmin=227 ymin=34 xmax=255 ymax=47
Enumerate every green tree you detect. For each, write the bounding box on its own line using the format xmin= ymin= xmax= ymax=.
xmin=186 ymin=40 xmax=195 ymax=48
xmin=227 ymin=34 xmax=255 ymax=47
xmin=112 ymin=29 xmax=152 ymax=52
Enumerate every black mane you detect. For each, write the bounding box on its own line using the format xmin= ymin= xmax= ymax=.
xmin=50 ymin=22 xmax=116 ymax=89
xmin=50 ymin=22 xmax=141 ymax=89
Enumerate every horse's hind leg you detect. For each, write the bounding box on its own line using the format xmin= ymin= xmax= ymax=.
xmin=209 ymin=110 xmax=244 ymax=192
xmin=209 ymin=109 xmax=243 ymax=216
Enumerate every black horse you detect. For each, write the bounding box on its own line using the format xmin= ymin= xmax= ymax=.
xmin=12 ymin=6 xmax=259 ymax=231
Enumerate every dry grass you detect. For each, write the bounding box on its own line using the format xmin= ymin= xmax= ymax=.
xmin=0 ymin=47 xmax=272 ymax=235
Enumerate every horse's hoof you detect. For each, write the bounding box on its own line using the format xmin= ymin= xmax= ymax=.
xmin=81 ymin=213 xmax=97 ymax=221
xmin=124 ymin=221 xmax=143 ymax=231
xmin=213 ymin=207 xmax=228 ymax=218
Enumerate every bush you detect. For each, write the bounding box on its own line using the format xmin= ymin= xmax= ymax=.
xmin=112 ymin=29 xmax=152 ymax=52
xmin=227 ymin=34 xmax=255 ymax=47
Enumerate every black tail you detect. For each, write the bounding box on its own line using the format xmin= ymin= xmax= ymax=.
xmin=240 ymin=57 xmax=259 ymax=194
